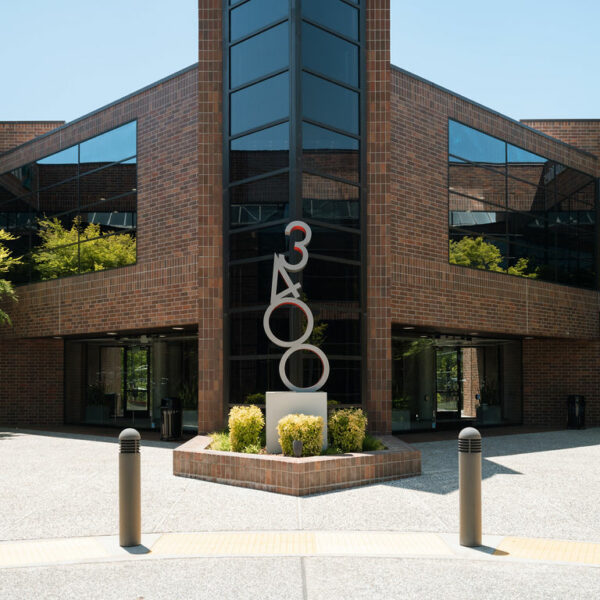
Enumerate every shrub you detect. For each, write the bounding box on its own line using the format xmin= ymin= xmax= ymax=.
xmin=362 ymin=433 xmax=385 ymax=451
xmin=328 ymin=408 xmax=367 ymax=452
xmin=209 ymin=431 xmax=231 ymax=452
xmin=228 ymin=405 xmax=264 ymax=452
xmin=245 ymin=392 xmax=265 ymax=404
xmin=277 ymin=413 xmax=323 ymax=457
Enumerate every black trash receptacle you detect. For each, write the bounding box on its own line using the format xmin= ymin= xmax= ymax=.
xmin=160 ymin=397 xmax=182 ymax=441
xmin=567 ymin=395 xmax=585 ymax=429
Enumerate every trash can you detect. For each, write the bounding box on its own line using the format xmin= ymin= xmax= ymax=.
xmin=160 ymin=397 xmax=182 ymax=441
xmin=567 ymin=395 xmax=585 ymax=429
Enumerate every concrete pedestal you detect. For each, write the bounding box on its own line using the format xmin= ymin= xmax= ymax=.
xmin=266 ymin=391 xmax=327 ymax=454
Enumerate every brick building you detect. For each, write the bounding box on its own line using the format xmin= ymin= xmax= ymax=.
xmin=0 ymin=1 xmax=598 ymax=435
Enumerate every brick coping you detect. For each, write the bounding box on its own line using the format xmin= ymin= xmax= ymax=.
xmin=173 ymin=435 xmax=421 ymax=496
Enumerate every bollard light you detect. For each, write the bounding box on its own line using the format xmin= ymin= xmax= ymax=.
xmin=119 ymin=428 xmax=141 ymax=547
xmin=458 ymin=427 xmax=482 ymax=547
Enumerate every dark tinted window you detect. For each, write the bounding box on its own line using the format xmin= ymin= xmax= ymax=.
xmin=230 ymin=22 xmax=289 ymax=88
xmin=79 ymin=122 xmax=136 ymax=171
xmin=302 ymin=0 xmax=359 ymax=40
xmin=302 ymin=22 xmax=358 ymax=87
xmin=230 ymin=122 xmax=289 ymax=182
xmin=449 ymin=162 xmax=506 ymax=207
xmin=303 ymin=258 xmax=360 ymax=302
xmin=303 ymin=122 xmax=358 ymax=182
xmin=230 ymin=173 xmax=289 ymax=228
xmin=449 ymin=120 xmax=505 ymax=164
xmin=79 ymin=162 xmax=137 ymax=209
xmin=37 ymin=146 xmax=78 ymax=189
xmin=230 ymin=73 xmax=289 ymax=135
xmin=303 ymin=173 xmax=359 ymax=228
xmin=230 ymin=0 xmax=288 ymax=41
xmin=303 ymin=73 xmax=358 ymax=135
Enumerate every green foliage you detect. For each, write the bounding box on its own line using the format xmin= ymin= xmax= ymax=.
xmin=277 ymin=413 xmax=323 ymax=457
xmin=362 ymin=434 xmax=386 ymax=451
xmin=449 ymin=236 xmax=537 ymax=279
xmin=0 ymin=229 xmax=22 ymax=325
xmin=228 ymin=405 xmax=265 ymax=452
xmin=328 ymin=408 xmax=368 ymax=453
xmin=245 ymin=392 xmax=265 ymax=405
xmin=209 ymin=431 xmax=231 ymax=452
xmin=31 ymin=217 xmax=136 ymax=280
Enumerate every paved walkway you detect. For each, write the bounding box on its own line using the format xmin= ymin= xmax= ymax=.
xmin=1 ymin=427 xmax=599 ymax=599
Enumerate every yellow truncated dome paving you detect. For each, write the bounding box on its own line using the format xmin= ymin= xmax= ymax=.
xmin=494 ymin=537 xmax=600 ymax=566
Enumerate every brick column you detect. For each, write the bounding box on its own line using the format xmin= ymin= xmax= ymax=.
xmin=197 ymin=1 xmax=224 ymax=432
xmin=365 ymin=0 xmax=391 ymax=433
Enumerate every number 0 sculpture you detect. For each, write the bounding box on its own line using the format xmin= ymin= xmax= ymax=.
xmin=263 ymin=221 xmax=330 ymax=392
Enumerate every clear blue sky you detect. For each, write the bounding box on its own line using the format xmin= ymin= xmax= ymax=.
xmin=1 ymin=0 xmax=598 ymax=123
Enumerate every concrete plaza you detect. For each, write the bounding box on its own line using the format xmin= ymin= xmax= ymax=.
xmin=0 ymin=427 xmax=598 ymax=599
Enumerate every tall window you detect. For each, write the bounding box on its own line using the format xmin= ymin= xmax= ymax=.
xmin=225 ymin=0 xmax=364 ymax=406
xmin=0 ymin=121 xmax=137 ymax=283
xmin=448 ymin=120 xmax=597 ymax=289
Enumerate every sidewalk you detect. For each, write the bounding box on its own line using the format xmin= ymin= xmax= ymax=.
xmin=1 ymin=427 xmax=599 ymax=599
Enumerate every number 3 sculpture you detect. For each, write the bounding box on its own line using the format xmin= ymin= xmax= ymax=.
xmin=263 ymin=221 xmax=330 ymax=392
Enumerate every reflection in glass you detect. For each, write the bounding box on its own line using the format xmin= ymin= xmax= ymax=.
xmin=303 ymin=73 xmax=358 ymax=135
xmin=302 ymin=22 xmax=358 ymax=87
xmin=449 ymin=120 xmax=505 ymax=163
xmin=230 ymin=173 xmax=288 ymax=228
xmin=79 ymin=122 xmax=136 ymax=170
xmin=309 ymin=226 xmax=360 ymax=261
xmin=303 ymin=122 xmax=358 ymax=182
xmin=229 ymin=358 xmax=281 ymax=404
xmin=302 ymin=173 xmax=359 ymax=227
xmin=79 ymin=162 xmax=137 ymax=209
xmin=231 ymin=73 xmax=289 ymax=135
xmin=302 ymin=0 xmax=359 ymax=40
xmin=229 ymin=259 xmax=274 ymax=307
xmin=231 ymin=22 xmax=289 ymax=88
xmin=38 ymin=178 xmax=79 ymax=220
xmin=303 ymin=258 xmax=360 ymax=302
xmin=230 ymin=122 xmax=289 ymax=182
xmin=449 ymin=162 xmax=506 ymax=207
xmin=230 ymin=0 xmax=288 ymax=41
xmin=230 ymin=225 xmax=287 ymax=261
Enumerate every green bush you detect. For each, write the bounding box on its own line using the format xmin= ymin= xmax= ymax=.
xmin=209 ymin=431 xmax=231 ymax=452
xmin=362 ymin=433 xmax=385 ymax=451
xmin=277 ymin=413 xmax=323 ymax=457
xmin=328 ymin=408 xmax=367 ymax=452
xmin=228 ymin=405 xmax=264 ymax=452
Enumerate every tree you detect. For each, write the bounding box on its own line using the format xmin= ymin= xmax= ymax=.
xmin=0 ymin=229 xmax=22 ymax=325
xmin=31 ymin=217 xmax=136 ymax=280
xmin=449 ymin=236 xmax=537 ymax=279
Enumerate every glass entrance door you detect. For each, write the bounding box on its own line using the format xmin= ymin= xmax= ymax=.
xmin=124 ymin=346 xmax=150 ymax=416
xmin=435 ymin=347 xmax=462 ymax=422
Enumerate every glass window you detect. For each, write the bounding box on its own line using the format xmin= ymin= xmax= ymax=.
xmin=302 ymin=22 xmax=358 ymax=87
xmin=230 ymin=173 xmax=288 ymax=228
xmin=303 ymin=122 xmax=359 ymax=183
xmin=230 ymin=310 xmax=288 ymax=356
xmin=229 ymin=259 xmax=274 ymax=307
xmin=79 ymin=122 xmax=136 ymax=171
xmin=302 ymin=257 xmax=360 ymax=302
xmin=78 ymin=232 xmax=136 ymax=275
xmin=230 ymin=225 xmax=287 ymax=261
xmin=507 ymin=176 xmax=547 ymax=213
xmin=556 ymin=166 xmax=595 ymax=202
xmin=230 ymin=122 xmax=289 ymax=182
xmin=231 ymin=22 xmax=289 ymax=88
xmin=309 ymin=226 xmax=360 ymax=261
xmin=507 ymin=144 xmax=545 ymax=164
xmin=302 ymin=0 xmax=359 ymax=40
xmin=308 ymin=307 xmax=361 ymax=356
xmin=324 ymin=359 xmax=361 ymax=405
xmin=79 ymin=162 xmax=137 ymax=209
xmin=229 ymin=358 xmax=281 ymax=404
xmin=303 ymin=73 xmax=358 ymax=135
xmin=37 ymin=147 xmax=78 ymax=189
xmin=230 ymin=72 xmax=289 ymax=135
xmin=303 ymin=173 xmax=359 ymax=228
xmin=449 ymin=200 xmax=508 ymax=239
xmin=449 ymin=120 xmax=505 ymax=164
xmin=449 ymin=162 xmax=506 ymax=207
xmin=38 ymin=178 xmax=79 ymax=217
xmin=230 ymin=0 xmax=288 ymax=41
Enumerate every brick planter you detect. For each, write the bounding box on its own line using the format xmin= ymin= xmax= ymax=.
xmin=173 ymin=435 xmax=421 ymax=496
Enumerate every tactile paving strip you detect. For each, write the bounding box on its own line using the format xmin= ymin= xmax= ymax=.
xmin=150 ymin=531 xmax=452 ymax=557
xmin=494 ymin=537 xmax=600 ymax=565
xmin=0 ymin=537 xmax=109 ymax=567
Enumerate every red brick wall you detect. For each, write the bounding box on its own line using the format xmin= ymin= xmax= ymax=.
xmin=523 ymin=338 xmax=600 ymax=427
xmin=366 ymin=0 xmax=392 ymax=433
xmin=0 ymin=66 xmax=199 ymax=339
xmin=0 ymin=339 xmax=63 ymax=426
xmin=521 ymin=120 xmax=600 ymax=163
xmin=0 ymin=122 xmax=64 ymax=154
xmin=197 ymin=0 xmax=224 ymax=432
xmin=390 ymin=67 xmax=599 ymax=340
